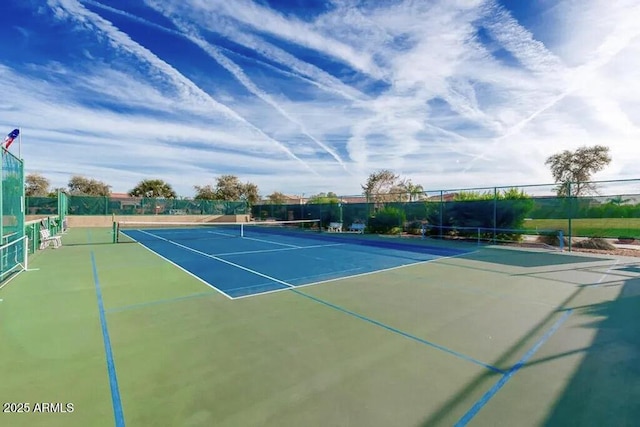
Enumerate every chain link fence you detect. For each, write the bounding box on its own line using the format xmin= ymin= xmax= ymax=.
xmin=27 ymin=196 xmax=248 ymax=216
xmin=251 ymin=179 xmax=640 ymax=248
xmin=1 ymin=150 xmax=26 ymax=281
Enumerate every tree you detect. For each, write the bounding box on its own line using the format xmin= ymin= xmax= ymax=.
xmin=47 ymin=187 xmax=67 ymax=198
xmin=267 ymin=192 xmax=288 ymax=204
xmin=193 ymin=184 xmax=217 ymax=200
xmin=404 ymin=180 xmax=425 ymax=202
xmin=306 ymin=192 xmax=340 ymax=204
xmin=194 ymin=175 xmax=260 ymax=205
xmin=128 ymin=179 xmax=177 ymax=198
xmin=434 ymin=188 xmax=534 ymax=238
xmin=214 ymin=175 xmax=244 ymax=200
xmin=67 ymin=176 xmax=111 ymax=196
xmin=545 ymin=145 xmax=611 ymax=196
xmin=607 ymin=195 xmax=630 ymax=206
xmin=361 ymin=169 xmax=404 ymax=205
xmin=362 ymin=169 xmax=398 ymax=199
xmin=242 ymin=182 xmax=260 ymax=206
xmin=25 ymin=173 xmax=50 ymax=196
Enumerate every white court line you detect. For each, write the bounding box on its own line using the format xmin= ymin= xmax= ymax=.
xmin=214 ymin=243 xmax=345 ymax=257
xmin=205 ymin=230 xmax=236 ymax=238
xmin=231 ymin=250 xmax=480 ymax=300
xmin=241 ymin=235 xmax=301 ymax=248
xmin=137 ymin=230 xmax=295 ymax=291
xmin=137 ymin=229 xmax=479 ymax=301
xmin=208 ymin=230 xmax=302 ymax=248
xmin=226 ymin=266 xmax=366 ymax=294
xmin=133 ymin=238 xmax=234 ymax=299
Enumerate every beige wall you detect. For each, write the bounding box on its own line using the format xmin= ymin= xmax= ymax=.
xmin=65 ymin=214 xmax=251 ymax=228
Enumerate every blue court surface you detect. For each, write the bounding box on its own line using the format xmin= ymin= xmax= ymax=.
xmin=121 ymin=226 xmax=468 ymax=298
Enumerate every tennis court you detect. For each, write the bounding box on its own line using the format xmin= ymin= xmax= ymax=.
xmin=116 ymin=221 xmax=467 ymax=299
xmin=1 ymin=222 xmax=639 ymax=427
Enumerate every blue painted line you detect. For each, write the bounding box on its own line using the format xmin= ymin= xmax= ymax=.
xmin=91 ymin=252 xmax=126 ymax=427
xmin=106 ymin=292 xmax=215 ymax=313
xmin=454 ymin=309 xmax=573 ymax=426
xmin=290 ymin=289 xmax=504 ymax=374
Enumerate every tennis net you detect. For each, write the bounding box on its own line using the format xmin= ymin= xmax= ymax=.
xmin=114 ymin=219 xmax=322 ymax=243
xmin=0 ymin=236 xmax=28 ymax=286
xmin=423 ymin=224 xmax=565 ymax=251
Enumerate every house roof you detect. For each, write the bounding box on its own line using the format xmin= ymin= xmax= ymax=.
xmin=110 ymin=192 xmax=131 ymax=199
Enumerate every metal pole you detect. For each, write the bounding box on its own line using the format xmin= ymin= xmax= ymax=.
xmin=21 ymin=156 xmax=25 ymax=242
xmin=493 ymin=187 xmax=497 ymax=243
xmin=568 ymin=182 xmax=572 ymax=252
xmin=0 ymin=151 xmax=4 ymax=274
xmin=439 ymin=190 xmax=443 ymax=239
xmin=24 ymin=237 xmax=28 ymax=270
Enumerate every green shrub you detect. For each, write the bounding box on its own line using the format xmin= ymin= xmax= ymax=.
xmin=368 ymin=207 xmax=406 ymax=234
xmin=405 ymin=220 xmax=424 ymax=235
xmin=389 ymin=226 xmax=403 ymax=235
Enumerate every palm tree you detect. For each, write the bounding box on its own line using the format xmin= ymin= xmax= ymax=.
xmin=608 ymin=195 xmax=630 ymax=206
xmin=405 ymin=180 xmax=424 ymax=202
xmin=128 ymin=179 xmax=177 ymax=198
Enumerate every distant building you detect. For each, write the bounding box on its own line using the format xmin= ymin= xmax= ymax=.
xmin=259 ymin=195 xmax=308 ymax=205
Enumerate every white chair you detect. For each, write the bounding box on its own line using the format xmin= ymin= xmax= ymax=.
xmin=40 ymin=229 xmax=62 ymax=249
xmin=328 ymin=222 xmax=343 ymax=232
xmin=348 ymin=223 xmax=366 ymax=233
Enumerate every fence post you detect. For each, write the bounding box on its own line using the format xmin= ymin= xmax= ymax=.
xmin=439 ymin=190 xmax=444 ymax=239
xmin=24 ymin=237 xmax=28 ymax=270
xmin=568 ymin=182 xmax=573 ymax=252
xmin=493 ymin=187 xmax=497 ymax=243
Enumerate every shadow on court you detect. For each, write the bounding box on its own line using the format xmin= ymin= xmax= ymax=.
xmin=543 ymin=277 xmax=640 ymax=426
xmin=419 ymin=272 xmax=640 ymax=426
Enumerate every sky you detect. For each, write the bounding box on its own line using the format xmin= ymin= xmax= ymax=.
xmin=1 ymin=0 xmax=639 ymax=198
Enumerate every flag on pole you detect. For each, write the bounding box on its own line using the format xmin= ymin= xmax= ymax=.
xmin=3 ymin=128 xmax=19 ymax=150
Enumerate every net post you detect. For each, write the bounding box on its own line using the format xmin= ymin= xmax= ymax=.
xmin=112 ymin=221 xmax=118 ymax=243
xmin=241 ymin=223 xmax=244 ymax=238
xmin=558 ymin=230 xmax=564 ymax=251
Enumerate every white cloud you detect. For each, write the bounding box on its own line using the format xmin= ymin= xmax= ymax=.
xmin=1 ymin=0 xmax=637 ymax=198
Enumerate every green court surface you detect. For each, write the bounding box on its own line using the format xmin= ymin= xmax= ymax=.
xmin=1 ymin=227 xmax=639 ymax=426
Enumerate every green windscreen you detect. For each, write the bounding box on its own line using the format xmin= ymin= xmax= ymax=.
xmin=1 ymin=149 xmax=26 ymax=280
